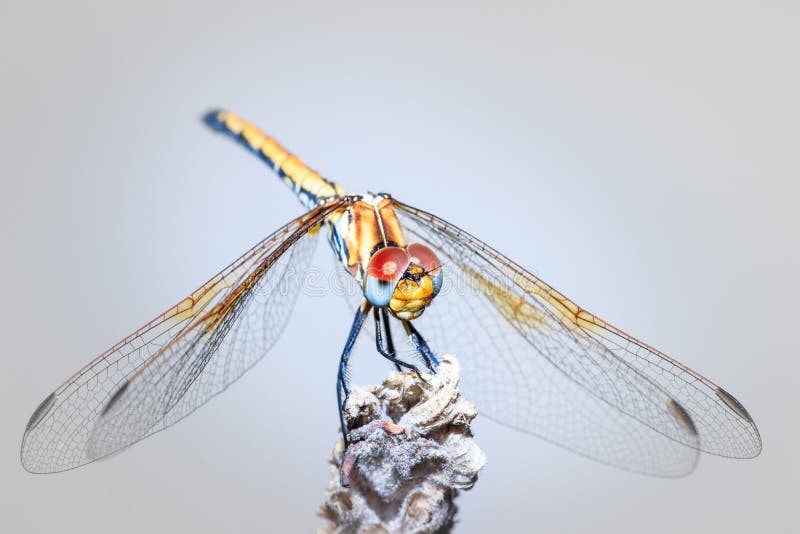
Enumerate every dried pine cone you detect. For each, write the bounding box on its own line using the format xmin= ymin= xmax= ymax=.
xmin=318 ymin=355 xmax=486 ymax=534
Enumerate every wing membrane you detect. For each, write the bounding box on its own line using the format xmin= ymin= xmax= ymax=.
xmin=395 ymin=199 xmax=761 ymax=474
xmin=21 ymin=201 xmax=341 ymax=473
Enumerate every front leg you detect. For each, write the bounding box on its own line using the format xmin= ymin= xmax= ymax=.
xmin=402 ymin=320 xmax=440 ymax=373
xmin=374 ymin=308 xmax=424 ymax=378
xmin=336 ymin=300 xmax=370 ymax=475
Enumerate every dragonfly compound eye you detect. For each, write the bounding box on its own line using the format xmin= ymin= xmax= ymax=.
xmin=407 ymin=243 xmax=443 ymax=296
xmin=364 ymin=246 xmax=411 ymax=307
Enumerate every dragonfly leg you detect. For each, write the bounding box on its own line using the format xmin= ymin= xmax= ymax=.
xmin=374 ymin=308 xmax=423 ymax=378
xmin=380 ymin=308 xmax=401 ymax=373
xmin=402 ymin=320 xmax=440 ymax=373
xmin=336 ymin=301 xmax=370 ymax=486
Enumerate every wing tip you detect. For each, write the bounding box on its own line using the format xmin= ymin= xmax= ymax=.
xmin=715 ymin=386 xmax=755 ymax=424
xmin=25 ymin=391 xmax=57 ymax=433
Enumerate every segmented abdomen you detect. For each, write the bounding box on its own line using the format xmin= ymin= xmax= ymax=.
xmin=203 ymin=110 xmax=344 ymax=209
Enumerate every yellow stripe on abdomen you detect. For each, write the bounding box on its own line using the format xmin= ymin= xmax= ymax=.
xmin=204 ymin=109 xmax=344 ymax=208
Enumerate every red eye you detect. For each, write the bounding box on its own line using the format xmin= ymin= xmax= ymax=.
xmin=407 ymin=243 xmax=441 ymax=274
xmin=366 ymin=247 xmax=411 ymax=282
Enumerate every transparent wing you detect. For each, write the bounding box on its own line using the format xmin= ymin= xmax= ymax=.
xmin=21 ymin=201 xmax=342 ymax=473
xmin=394 ymin=200 xmax=761 ymax=475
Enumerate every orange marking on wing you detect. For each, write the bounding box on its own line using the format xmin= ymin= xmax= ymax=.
xmin=576 ymin=309 xmax=606 ymax=329
xmin=191 ymin=217 xmax=312 ymax=334
xmin=170 ymin=277 xmax=226 ymax=323
xmin=165 ymin=245 xmax=276 ymax=328
xmin=163 ymin=271 xmax=238 ymax=326
xmin=466 ymin=268 xmax=548 ymax=327
xmin=512 ymin=276 xmax=583 ymax=326
xmin=199 ymin=272 xmax=255 ymax=331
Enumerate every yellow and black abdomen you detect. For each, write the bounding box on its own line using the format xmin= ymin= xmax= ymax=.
xmin=203 ymin=109 xmax=344 ymax=209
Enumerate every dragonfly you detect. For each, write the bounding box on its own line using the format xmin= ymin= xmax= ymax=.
xmin=21 ymin=110 xmax=761 ymax=477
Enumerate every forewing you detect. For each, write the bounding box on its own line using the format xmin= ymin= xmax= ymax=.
xmin=395 ymin=200 xmax=760 ymax=474
xmin=21 ymin=202 xmax=340 ymax=473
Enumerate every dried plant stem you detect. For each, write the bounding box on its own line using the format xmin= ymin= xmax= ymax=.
xmin=318 ymin=355 xmax=486 ymax=534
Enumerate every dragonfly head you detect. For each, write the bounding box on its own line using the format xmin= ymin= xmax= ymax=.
xmin=363 ymin=243 xmax=443 ymax=320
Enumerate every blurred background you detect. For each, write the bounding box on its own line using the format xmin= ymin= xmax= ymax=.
xmin=1 ymin=1 xmax=797 ymax=532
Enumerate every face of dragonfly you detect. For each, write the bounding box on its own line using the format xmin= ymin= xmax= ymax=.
xmin=363 ymin=243 xmax=443 ymax=320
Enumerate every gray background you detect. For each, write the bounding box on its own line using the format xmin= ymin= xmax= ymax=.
xmin=1 ymin=1 xmax=797 ymax=532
